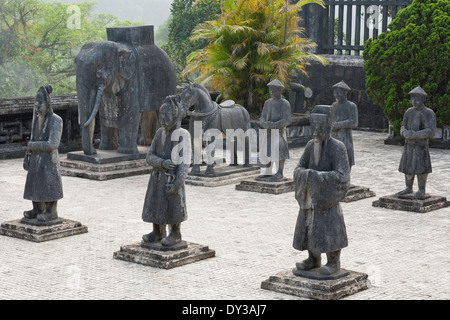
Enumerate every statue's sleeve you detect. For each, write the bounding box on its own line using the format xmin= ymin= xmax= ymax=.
xmin=259 ymin=102 xmax=269 ymax=123
xmin=306 ymin=141 xmax=350 ymax=212
xmin=400 ymin=110 xmax=410 ymax=137
xmin=146 ymin=129 xmax=164 ymax=168
xmin=333 ymin=102 xmax=358 ymax=129
xmin=28 ymin=116 xmax=63 ymax=152
xmin=412 ymin=109 xmax=436 ymax=140
xmin=272 ymin=101 xmax=292 ymax=128
xmin=294 ymin=142 xmax=312 ymax=207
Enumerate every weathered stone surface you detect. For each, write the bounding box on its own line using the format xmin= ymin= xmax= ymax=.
xmin=342 ymin=185 xmax=376 ymax=203
xmin=60 ymin=146 xmax=152 ymax=181
xmin=235 ymin=178 xmax=294 ymax=195
xmin=0 ymin=218 xmax=88 ymax=243
xmin=113 ymin=242 xmax=215 ymax=269
xmin=261 ymin=268 xmax=369 ymax=300
xmin=372 ymin=194 xmax=450 ymax=213
xmin=186 ymin=165 xmax=260 ymax=187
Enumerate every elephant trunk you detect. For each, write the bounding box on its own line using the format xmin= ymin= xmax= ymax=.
xmin=84 ymin=84 xmax=105 ymax=128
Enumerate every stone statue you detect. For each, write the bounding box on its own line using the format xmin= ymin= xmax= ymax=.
xmin=397 ymin=86 xmax=436 ymax=199
xmin=293 ymin=105 xmax=350 ymax=276
xmin=331 ymin=81 xmax=358 ymax=170
xmin=23 ymin=85 xmax=64 ymax=222
xmin=75 ymin=26 xmax=177 ymax=156
xmin=258 ymin=79 xmax=292 ymax=181
xmin=142 ymin=95 xmax=191 ymax=247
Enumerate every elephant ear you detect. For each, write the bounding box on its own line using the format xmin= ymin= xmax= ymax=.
xmin=118 ymin=46 xmax=136 ymax=81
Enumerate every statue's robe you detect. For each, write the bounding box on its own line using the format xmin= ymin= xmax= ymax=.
xmin=293 ymin=137 xmax=350 ymax=254
xmin=24 ymin=112 xmax=64 ymax=202
xmin=398 ymin=106 xmax=436 ymax=175
xmin=142 ymin=127 xmax=191 ymax=225
xmin=331 ymin=100 xmax=358 ymax=167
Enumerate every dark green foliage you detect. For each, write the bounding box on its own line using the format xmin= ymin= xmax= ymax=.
xmin=161 ymin=0 xmax=220 ymax=82
xmin=363 ymin=0 xmax=450 ymax=134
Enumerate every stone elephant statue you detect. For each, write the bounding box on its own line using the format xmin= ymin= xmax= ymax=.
xmin=74 ymin=26 xmax=177 ymax=155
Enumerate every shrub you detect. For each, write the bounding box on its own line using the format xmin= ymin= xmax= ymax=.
xmin=363 ymin=0 xmax=450 ymax=134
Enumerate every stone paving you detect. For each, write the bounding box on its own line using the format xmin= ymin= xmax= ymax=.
xmin=0 ymin=130 xmax=449 ymax=300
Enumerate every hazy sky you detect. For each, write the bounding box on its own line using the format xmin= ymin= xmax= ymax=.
xmin=40 ymin=0 xmax=173 ymax=28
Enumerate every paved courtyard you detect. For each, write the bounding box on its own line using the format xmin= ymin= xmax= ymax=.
xmin=0 ymin=130 xmax=449 ymax=300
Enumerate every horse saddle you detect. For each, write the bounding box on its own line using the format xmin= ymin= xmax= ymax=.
xmin=220 ymin=100 xmax=236 ymax=108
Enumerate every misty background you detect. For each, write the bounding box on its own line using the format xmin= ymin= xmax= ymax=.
xmin=40 ymin=0 xmax=173 ymax=29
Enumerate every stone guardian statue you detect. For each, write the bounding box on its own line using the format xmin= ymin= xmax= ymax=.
xmin=331 ymin=81 xmax=358 ymax=170
xmin=258 ymin=79 xmax=292 ymax=181
xmin=23 ymin=85 xmax=64 ymax=222
xmin=397 ymin=86 xmax=436 ymax=199
xmin=293 ymin=105 xmax=350 ymax=276
xmin=142 ymin=96 xmax=191 ymax=247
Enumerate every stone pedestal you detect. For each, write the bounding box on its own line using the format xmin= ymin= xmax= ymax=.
xmin=185 ymin=165 xmax=260 ymax=187
xmin=261 ymin=268 xmax=369 ymax=300
xmin=60 ymin=146 xmax=152 ymax=181
xmin=0 ymin=218 xmax=88 ymax=242
xmin=235 ymin=178 xmax=294 ymax=195
xmin=342 ymin=185 xmax=376 ymax=203
xmin=372 ymin=194 xmax=450 ymax=213
xmin=113 ymin=241 xmax=215 ymax=269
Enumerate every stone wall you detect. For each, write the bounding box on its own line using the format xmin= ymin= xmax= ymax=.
xmin=0 ymin=94 xmax=83 ymax=159
xmin=289 ymin=54 xmax=389 ymax=132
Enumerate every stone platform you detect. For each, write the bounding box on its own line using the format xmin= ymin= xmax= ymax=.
xmin=261 ymin=268 xmax=369 ymax=300
xmin=0 ymin=218 xmax=88 ymax=242
xmin=185 ymin=165 xmax=261 ymax=187
xmin=342 ymin=185 xmax=376 ymax=203
xmin=60 ymin=147 xmax=152 ymax=181
xmin=235 ymin=178 xmax=294 ymax=195
xmin=113 ymin=241 xmax=216 ymax=269
xmin=372 ymin=194 xmax=450 ymax=213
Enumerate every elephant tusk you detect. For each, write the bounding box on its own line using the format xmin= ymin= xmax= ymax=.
xmin=84 ymin=84 xmax=104 ymax=128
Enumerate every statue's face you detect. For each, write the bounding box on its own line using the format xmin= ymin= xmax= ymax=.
xmin=333 ymin=88 xmax=347 ymax=102
xmin=410 ymin=95 xmax=425 ymax=109
xmin=269 ymin=86 xmax=282 ymax=99
xmin=35 ymin=98 xmax=48 ymax=117
xmin=159 ymin=107 xmax=177 ymax=131
xmin=311 ymin=121 xmax=330 ymax=143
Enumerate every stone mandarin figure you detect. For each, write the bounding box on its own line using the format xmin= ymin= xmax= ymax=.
xmin=142 ymin=96 xmax=191 ymax=247
xmin=398 ymin=86 xmax=436 ymax=199
xmin=258 ymin=79 xmax=292 ymax=181
xmin=331 ymin=81 xmax=358 ymax=170
xmin=23 ymin=85 xmax=64 ymax=222
xmin=293 ymin=105 xmax=350 ymax=276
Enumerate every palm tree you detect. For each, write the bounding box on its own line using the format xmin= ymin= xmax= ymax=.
xmin=184 ymin=0 xmax=326 ymax=116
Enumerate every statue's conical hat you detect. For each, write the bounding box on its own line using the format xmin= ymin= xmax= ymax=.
xmin=332 ymin=80 xmax=351 ymax=91
xmin=408 ymin=86 xmax=427 ymax=96
xmin=267 ymin=79 xmax=284 ymax=88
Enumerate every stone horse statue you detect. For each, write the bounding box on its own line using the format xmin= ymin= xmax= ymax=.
xmin=179 ymin=83 xmax=251 ymax=176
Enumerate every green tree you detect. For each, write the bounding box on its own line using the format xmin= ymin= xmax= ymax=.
xmin=161 ymin=0 xmax=220 ymax=80
xmin=181 ymin=0 xmax=327 ymax=116
xmin=0 ymin=0 xmax=141 ymax=98
xmin=363 ymin=0 xmax=450 ymax=134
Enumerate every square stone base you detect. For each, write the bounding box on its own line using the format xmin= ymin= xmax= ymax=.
xmin=235 ymin=178 xmax=294 ymax=195
xmin=113 ymin=242 xmax=215 ymax=269
xmin=261 ymin=268 xmax=369 ymax=300
xmin=342 ymin=185 xmax=376 ymax=203
xmin=186 ymin=165 xmax=260 ymax=187
xmin=0 ymin=218 xmax=88 ymax=242
xmin=372 ymin=194 xmax=450 ymax=213
xmin=60 ymin=147 xmax=152 ymax=181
